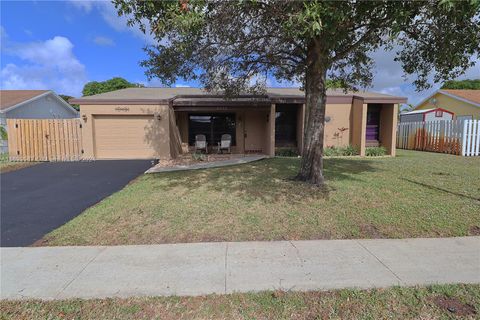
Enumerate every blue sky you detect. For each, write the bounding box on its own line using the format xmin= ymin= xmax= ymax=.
xmin=1 ymin=0 xmax=479 ymax=104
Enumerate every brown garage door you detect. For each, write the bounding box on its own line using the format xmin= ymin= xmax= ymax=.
xmin=93 ymin=115 xmax=155 ymax=159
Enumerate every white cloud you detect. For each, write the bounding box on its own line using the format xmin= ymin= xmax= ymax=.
xmin=0 ymin=25 xmax=7 ymax=39
xmin=67 ymin=0 xmax=155 ymax=44
xmin=1 ymin=35 xmax=87 ymax=96
xmin=175 ymin=83 xmax=191 ymax=88
xmin=93 ymin=36 xmax=115 ymax=46
xmin=68 ymin=0 xmax=95 ymax=13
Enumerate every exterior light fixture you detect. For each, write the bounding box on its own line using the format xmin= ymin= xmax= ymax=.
xmin=82 ymin=114 xmax=87 ymax=122
xmin=156 ymin=114 xmax=162 ymax=121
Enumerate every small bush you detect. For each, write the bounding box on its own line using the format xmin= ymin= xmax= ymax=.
xmin=276 ymin=148 xmax=299 ymax=157
xmin=192 ymin=152 xmax=207 ymax=161
xmin=365 ymin=146 xmax=387 ymax=156
xmin=324 ymin=145 xmax=359 ymax=157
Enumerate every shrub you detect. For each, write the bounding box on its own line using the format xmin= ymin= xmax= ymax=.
xmin=365 ymin=146 xmax=387 ymax=156
xmin=192 ymin=152 xmax=207 ymax=161
xmin=276 ymin=148 xmax=299 ymax=157
xmin=324 ymin=145 xmax=359 ymax=157
xmin=343 ymin=145 xmax=358 ymax=156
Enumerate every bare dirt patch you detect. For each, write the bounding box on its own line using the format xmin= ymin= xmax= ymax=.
xmin=432 ymin=296 xmax=477 ymax=317
xmin=469 ymin=225 xmax=480 ymax=236
xmin=359 ymin=224 xmax=385 ymax=238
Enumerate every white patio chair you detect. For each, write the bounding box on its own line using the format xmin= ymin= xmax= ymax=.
xmin=218 ymin=134 xmax=232 ymax=154
xmin=195 ymin=134 xmax=208 ymax=153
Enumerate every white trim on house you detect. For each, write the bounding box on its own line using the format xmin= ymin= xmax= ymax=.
xmin=414 ymin=90 xmax=480 ymax=110
xmin=0 ymin=91 xmax=78 ymax=115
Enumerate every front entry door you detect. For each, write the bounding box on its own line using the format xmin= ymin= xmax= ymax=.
xmin=366 ymin=109 xmax=380 ymax=142
xmin=244 ymin=110 xmax=265 ymax=153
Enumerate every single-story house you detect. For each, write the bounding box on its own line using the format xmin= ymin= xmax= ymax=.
xmin=70 ymin=88 xmax=406 ymax=160
xmin=399 ymin=108 xmax=454 ymax=123
xmin=414 ymin=89 xmax=480 ymax=120
xmin=0 ymin=90 xmax=79 ymax=153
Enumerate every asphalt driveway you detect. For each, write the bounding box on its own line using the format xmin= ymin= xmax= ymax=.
xmin=1 ymin=160 xmax=152 ymax=247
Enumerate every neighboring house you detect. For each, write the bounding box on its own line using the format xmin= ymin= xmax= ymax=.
xmin=70 ymin=87 xmax=406 ymax=160
xmin=414 ymin=89 xmax=480 ymax=120
xmin=400 ymin=108 xmax=454 ymax=123
xmin=0 ymin=90 xmax=79 ymax=153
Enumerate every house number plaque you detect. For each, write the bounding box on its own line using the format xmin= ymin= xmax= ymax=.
xmin=115 ymin=107 xmax=130 ymax=111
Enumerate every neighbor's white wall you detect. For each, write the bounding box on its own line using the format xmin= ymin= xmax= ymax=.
xmin=424 ymin=111 xmax=453 ymax=122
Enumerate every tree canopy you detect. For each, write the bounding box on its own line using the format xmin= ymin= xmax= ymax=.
xmin=113 ymin=0 xmax=480 ymax=185
xmin=58 ymin=94 xmax=79 ymax=111
xmin=82 ymin=77 xmax=144 ymax=97
xmin=441 ymin=79 xmax=480 ymax=90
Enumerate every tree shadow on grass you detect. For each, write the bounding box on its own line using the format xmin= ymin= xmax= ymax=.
xmin=402 ymin=178 xmax=480 ymax=202
xmin=149 ymin=157 xmax=378 ymax=204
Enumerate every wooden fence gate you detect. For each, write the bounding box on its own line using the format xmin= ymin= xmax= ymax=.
xmin=397 ymin=119 xmax=480 ymax=156
xmin=7 ymin=119 xmax=83 ymax=161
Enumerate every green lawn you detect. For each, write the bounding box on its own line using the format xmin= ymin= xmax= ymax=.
xmin=0 ymin=153 xmax=36 ymax=173
xmin=1 ymin=284 xmax=478 ymax=319
xmin=40 ymin=150 xmax=480 ymax=246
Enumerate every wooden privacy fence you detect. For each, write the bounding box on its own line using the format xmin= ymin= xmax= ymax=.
xmin=397 ymin=119 xmax=480 ymax=156
xmin=7 ymin=119 xmax=83 ymax=161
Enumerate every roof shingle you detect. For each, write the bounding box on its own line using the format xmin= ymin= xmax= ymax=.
xmin=441 ymin=89 xmax=480 ymax=105
xmin=0 ymin=90 xmax=49 ymax=111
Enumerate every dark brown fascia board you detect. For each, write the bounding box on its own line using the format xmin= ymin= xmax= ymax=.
xmin=174 ymin=106 xmax=271 ymax=112
xmin=362 ymin=97 xmax=408 ymax=104
xmin=173 ymin=100 xmax=271 ymax=107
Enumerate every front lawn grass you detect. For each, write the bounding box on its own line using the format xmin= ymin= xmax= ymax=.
xmin=41 ymin=150 xmax=480 ymax=246
xmin=0 ymin=153 xmax=36 ymax=173
xmin=1 ymin=284 xmax=479 ymax=319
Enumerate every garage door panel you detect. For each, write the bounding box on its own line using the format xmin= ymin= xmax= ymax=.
xmin=94 ymin=115 xmax=156 ymax=159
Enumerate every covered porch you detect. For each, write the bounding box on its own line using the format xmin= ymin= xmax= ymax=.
xmin=172 ymin=100 xmax=304 ymax=157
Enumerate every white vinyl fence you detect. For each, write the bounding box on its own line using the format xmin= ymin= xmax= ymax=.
xmin=397 ymin=119 xmax=479 ymax=156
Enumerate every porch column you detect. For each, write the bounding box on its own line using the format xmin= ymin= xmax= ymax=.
xmin=297 ymin=103 xmax=305 ymax=155
xmin=379 ymin=103 xmax=398 ymax=156
xmin=267 ymin=103 xmax=276 ymax=156
xmin=351 ymin=98 xmax=367 ymax=156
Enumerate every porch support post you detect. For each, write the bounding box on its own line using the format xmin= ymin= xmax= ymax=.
xmin=351 ymin=98 xmax=367 ymax=156
xmin=379 ymin=103 xmax=398 ymax=156
xmin=267 ymin=103 xmax=276 ymax=157
xmin=297 ymin=103 xmax=305 ymax=155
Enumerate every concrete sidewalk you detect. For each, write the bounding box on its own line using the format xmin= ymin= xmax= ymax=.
xmin=145 ymin=155 xmax=267 ymax=173
xmin=1 ymin=237 xmax=479 ymax=300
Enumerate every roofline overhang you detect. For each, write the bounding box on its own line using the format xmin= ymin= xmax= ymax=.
xmin=70 ymin=94 xmax=407 ymax=106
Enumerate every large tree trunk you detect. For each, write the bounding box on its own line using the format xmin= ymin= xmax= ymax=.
xmin=296 ymin=42 xmax=328 ymax=186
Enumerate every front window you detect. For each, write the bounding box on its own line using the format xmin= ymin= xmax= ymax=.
xmin=188 ymin=113 xmax=236 ymax=146
xmin=435 ymin=110 xmax=443 ymax=117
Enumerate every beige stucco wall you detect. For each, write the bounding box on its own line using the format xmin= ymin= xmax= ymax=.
xmin=416 ymin=92 xmax=480 ymax=119
xmin=350 ymin=99 xmax=367 ymax=156
xmin=80 ymin=99 xmax=399 ymax=160
xmin=79 ymin=104 xmax=170 ymax=159
xmin=324 ymin=103 xmax=353 ymax=148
